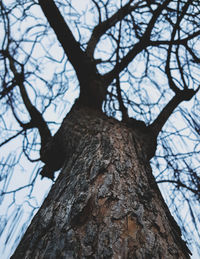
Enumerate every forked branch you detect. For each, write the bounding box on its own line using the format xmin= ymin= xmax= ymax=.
xmin=149 ymin=88 xmax=199 ymax=138
xmin=86 ymin=0 xmax=138 ymax=58
xmin=38 ymin=0 xmax=96 ymax=84
xmin=103 ymin=0 xmax=171 ymax=86
xmin=3 ymin=51 xmax=52 ymax=149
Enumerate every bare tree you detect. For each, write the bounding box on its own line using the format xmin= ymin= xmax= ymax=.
xmin=0 ymin=0 xmax=200 ymax=257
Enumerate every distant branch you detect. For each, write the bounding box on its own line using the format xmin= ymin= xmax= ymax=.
xmin=0 ymin=130 xmax=24 ymax=148
xmin=165 ymin=0 xmax=192 ymax=93
xmin=115 ymin=20 xmax=128 ymax=121
xmin=185 ymin=45 xmax=200 ymax=64
xmin=157 ymin=179 xmax=199 ymax=196
xmin=86 ymin=0 xmax=139 ymax=58
xmin=103 ymin=0 xmax=171 ymax=86
xmin=149 ymin=30 xmax=200 ymax=46
xmin=2 ymin=183 xmax=33 ymax=195
xmin=0 ymin=80 xmax=17 ymax=100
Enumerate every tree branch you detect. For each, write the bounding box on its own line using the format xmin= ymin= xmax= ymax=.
xmin=149 ymin=89 xmax=198 ymax=138
xmin=5 ymin=51 xmax=52 ymax=148
xmin=149 ymin=30 xmax=200 ymax=46
xmin=0 ymin=130 xmax=24 ymax=148
xmin=102 ymin=0 xmax=171 ymax=86
xmin=38 ymin=0 xmax=96 ymax=83
xmin=115 ymin=20 xmax=128 ymax=121
xmin=0 ymin=80 xmax=17 ymax=99
xmin=185 ymin=45 xmax=200 ymax=64
xmin=18 ymin=82 xmax=52 ymax=147
xmin=157 ymin=179 xmax=199 ymax=196
xmin=86 ymin=0 xmax=140 ymax=58
xmin=165 ymin=0 xmax=192 ymax=93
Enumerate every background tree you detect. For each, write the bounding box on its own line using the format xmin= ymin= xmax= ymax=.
xmin=0 ymin=0 xmax=200 ymax=257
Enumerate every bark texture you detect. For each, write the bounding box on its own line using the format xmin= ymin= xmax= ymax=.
xmin=12 ymin=105 xmax=190 ymax=258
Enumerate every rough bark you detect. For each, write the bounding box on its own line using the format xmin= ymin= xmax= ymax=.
xmin=11 ymin=105 xmax=190 ymax=259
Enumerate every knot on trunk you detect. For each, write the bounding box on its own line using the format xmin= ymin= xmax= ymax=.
xmin=40 ymin=134 xmax=65 ymax=179
xmin=127 ymin=118 xmax=157 ymax=160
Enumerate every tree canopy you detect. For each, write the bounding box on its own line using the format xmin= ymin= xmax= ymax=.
xmin=0 ymin=0 xmax=200 ymax=257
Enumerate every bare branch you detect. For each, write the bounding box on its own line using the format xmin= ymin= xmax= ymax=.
xmin=3 ymin=50 xmax=52 ymax=148
xmin=115 ymin=20 xmax=128 ymax=121
xmin=157 ymin=179 xmax=199 ymax=197
xmin=38 ymin=0 xmax=96 ymax=83
xmin=0 ymin=130 xmax=24 ymax=148
xmin=86 ymin=0 xmax=139 ymax=58
xmin=149 ymin=30 xmax=200 ymax=46
xmin=165 ymin=0 xmax=192 ymax=93
xmin=103 ymin=0 xmax=171 ymax=86
xmin=149 ymin=88 xmax=198 ymax=138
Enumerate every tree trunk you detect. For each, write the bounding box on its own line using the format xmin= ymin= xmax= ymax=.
xmin=11 ymin=104 xmax=190 ymax=259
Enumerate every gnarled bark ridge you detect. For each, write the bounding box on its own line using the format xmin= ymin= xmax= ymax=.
xmin=12 ymin=105 xmax=190 ymax=258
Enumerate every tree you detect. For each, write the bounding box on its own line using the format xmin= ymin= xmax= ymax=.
xmin=0 ymin=0 xmax=200 ymax=257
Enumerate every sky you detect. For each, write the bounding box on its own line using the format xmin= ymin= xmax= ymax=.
xmin=0 ymin=1 xmax=199 ymax=258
